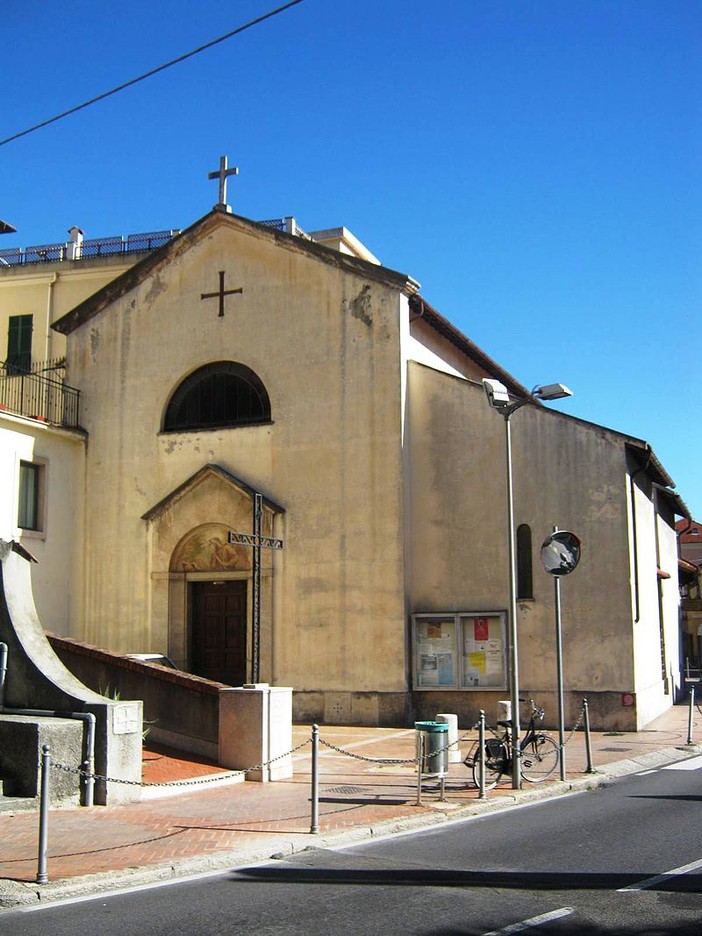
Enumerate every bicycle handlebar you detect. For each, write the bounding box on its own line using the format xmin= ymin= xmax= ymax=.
xmin=518 ymin=698 xmax=545 ymax=719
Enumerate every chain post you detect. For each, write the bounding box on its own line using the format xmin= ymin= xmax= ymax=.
xmin=415 ymin=729 xmax=423 ymax=806
xmin=37 ymin=744 xmax=50 ymax=884
xmin=583 ymin=698 xmax=595 ymax=773
xmin=687 ymin=686 xmax=695 ymax=745
xmin=310 ymin=724 xmax=319 ymax=833
xmin=478 ymin=710 xmax=487 ymax=799
xmin=82 ymin=756 xmax=94 ymax=808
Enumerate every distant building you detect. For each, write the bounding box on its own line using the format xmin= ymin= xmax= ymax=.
xmin=677 ymin=519 xmax=702 ymax=668
xmin=0 ymin=207 xmax=690 ymax=730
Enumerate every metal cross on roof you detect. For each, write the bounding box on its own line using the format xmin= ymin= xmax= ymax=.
xmin=208 ymin=155 xmax=239 ymax=211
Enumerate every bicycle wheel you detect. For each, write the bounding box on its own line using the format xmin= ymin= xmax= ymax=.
xmin=471 ymin=741 xmax=508 ymax=790
xmin=520 ymin=734 xmax=559 ymax=782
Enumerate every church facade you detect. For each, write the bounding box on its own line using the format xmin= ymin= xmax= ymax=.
xmin=2 ymin=206 xmax=688 ymax=730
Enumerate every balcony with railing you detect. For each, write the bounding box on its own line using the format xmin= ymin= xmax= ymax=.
xmin=0 ymin=359 xmax=80 ymax=428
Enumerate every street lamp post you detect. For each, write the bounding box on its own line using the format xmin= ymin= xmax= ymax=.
xmin=482 ymin=379 xmax=572 ymax=790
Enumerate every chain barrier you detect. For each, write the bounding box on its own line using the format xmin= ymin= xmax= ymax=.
xmin=318 ymin=726 xmax=479 ymax=766
xmin=45 ymin=708 xmax=585 ymax=791
xmin=319 ymin=737 xmax=416 ymax=765
xmin=48 ymin=737 xmax=311 ymax=789
xmin=561 ymin=701 xmax=587 ymax=750
xmin=48 ymin=725 xmax=487 ymax=785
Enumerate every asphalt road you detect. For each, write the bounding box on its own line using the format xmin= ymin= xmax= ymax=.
xmin=3 ymin=753 xmax=702 ymax=935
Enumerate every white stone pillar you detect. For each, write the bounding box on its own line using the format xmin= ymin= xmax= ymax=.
xmin=435 ymin=712 xmax=462 ymax=763
xmin=218 ymin=684 xmax=293 ymax=782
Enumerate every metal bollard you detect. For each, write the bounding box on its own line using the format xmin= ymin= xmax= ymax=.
xmin=583 ymin=698 xmax=594 ymax=773
xmin=415 ymin=731 xmax=423 ymax=806
xmin=687 ymin=687 xmax=695 ymax=746
xmin=478 ymin=711 xmax=487 ymax=799
xmin=310 ymin=724 xmax=319 ymax=833
xmin=37 ymin=744 xmax=50 ymax=884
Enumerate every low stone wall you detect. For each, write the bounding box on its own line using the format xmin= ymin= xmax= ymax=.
xmin=0 ymin=714 xmax=83 ymax=805
xmin=48 ymin=635 xmax=222 ymax=761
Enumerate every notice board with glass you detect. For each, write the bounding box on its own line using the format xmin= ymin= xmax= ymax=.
xmin=412 ymin=612 xmax=507 ymax=690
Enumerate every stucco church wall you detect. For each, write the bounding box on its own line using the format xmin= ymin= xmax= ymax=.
xmin=508 ymin=403 xmax=635 ymax=696
xmin=64 ymin=220 xmax=409 ymax=696
xmin=407 ymin=363 xmax=642 ymax=728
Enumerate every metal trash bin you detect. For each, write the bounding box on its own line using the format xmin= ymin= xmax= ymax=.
xmin=415 ymin=721 xmax=449 ymax=777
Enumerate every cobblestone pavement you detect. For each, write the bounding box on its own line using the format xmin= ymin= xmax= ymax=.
xmin=1 ymin=704 xmax=700 ymax=908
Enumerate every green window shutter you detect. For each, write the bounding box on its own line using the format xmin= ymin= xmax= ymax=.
xmin=7 ymin=314 xmax=33 ymax=373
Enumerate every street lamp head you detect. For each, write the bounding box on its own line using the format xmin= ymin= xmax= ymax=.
xmin=532 ymin=383 xmax=572 ymax=402
xmin=483 ymin=378 xmax=573 ymax=416
xmin=482 ymin=378 xmax=512 ymax=409
xmin=0 ymin=220 xmax=17 ymax=235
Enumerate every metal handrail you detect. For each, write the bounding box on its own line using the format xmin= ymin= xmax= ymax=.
xmin=0 ymin=361 xmax=80 ymax=427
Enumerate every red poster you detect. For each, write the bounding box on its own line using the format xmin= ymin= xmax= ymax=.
xmin=474 ymin=618 xmax=489 ymax=641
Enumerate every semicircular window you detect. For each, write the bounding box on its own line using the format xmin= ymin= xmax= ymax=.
xmin=164 ymin=361 xmax=271 ymax=431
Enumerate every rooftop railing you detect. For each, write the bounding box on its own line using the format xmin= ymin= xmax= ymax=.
xmin=0 ymin=359 xmax=80 ymax=428
xmin=0 ymin=229 xmax=180 ymax=268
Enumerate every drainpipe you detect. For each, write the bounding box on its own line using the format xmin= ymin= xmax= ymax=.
xmin=652 ymin=486 xmax=669 ymax=693
xmin=0 ymin=644 xmax=95 ymax=805
xmin=42 ymin=273 xmax=58 ymax=363
xmin=0 ymin=642 xmax=7 ymax=709
xmin=409 ymin=296 xmax=426 ymax=323
xmin=629 ymin=452 xmax=652 ymax=623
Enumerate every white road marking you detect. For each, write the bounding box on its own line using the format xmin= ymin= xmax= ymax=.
xmin=482 ymin=907 xmax=574 ymax=934
xmin=618 ymin=856 xmax=702 ymax=892
xmin=662 ymin=754 xmax=702 ymax=771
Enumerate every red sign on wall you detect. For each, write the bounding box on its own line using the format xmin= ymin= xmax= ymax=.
xmin=621 ymin=692 xmax=635 ymax=707
xmin=474 ymin=618 xmax=490 ymax=642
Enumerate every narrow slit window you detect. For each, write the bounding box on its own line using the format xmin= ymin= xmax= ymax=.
xmin=517 ymin=523 xmax=533 ymax=599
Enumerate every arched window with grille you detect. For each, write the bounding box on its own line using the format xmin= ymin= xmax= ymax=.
xmin=517 ymin=523 xmax=533 ymax=599
xmin=163 ymin=361 xmax=271 ymax=431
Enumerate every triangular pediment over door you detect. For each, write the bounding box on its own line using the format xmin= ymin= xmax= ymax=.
xmin=142 ymin=464 xmax=284 ymax=684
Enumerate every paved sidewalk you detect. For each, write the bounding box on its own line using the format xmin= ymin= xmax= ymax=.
xmin=1 ymin=703 xmax=700 ymax=909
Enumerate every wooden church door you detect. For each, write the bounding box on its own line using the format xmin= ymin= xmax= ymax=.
xmin=190 ymin=580 xmax=248 ymax=685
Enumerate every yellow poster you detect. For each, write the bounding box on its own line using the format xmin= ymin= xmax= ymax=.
xmin=468 ymin=651 xmax=486 ymax=673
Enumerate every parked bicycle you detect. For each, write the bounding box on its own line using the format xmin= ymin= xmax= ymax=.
xmin=466 ymin=699 xmax=560 ymax=789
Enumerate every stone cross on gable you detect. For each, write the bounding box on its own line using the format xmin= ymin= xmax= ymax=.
xmin=208 ymin=155 xmax=239 ymax=211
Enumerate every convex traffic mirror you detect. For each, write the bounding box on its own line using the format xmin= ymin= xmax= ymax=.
xmin=540 ymin=531 xmax=581 ymax=576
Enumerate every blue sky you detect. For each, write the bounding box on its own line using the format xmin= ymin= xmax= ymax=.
xmin=2 ymin=1 xmax=700 ymax=517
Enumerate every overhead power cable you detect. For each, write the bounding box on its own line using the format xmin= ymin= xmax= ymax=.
xmin=0 ymin=0 xmax=304 ymax=148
